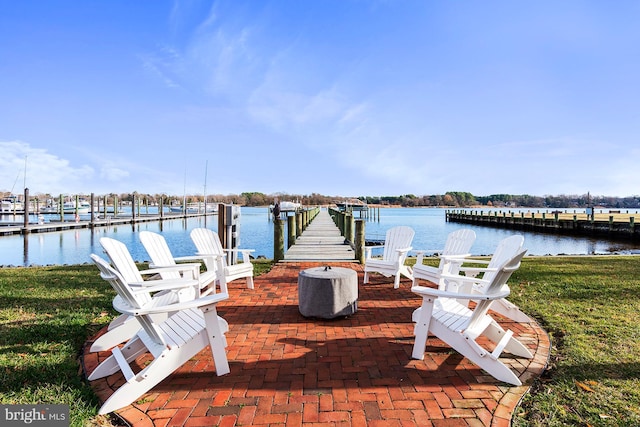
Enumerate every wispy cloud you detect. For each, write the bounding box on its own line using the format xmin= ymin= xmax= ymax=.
xmin=139 ymin=46 xmax=183 ymax=89
xmin=99 ymin=165 xmax=130 ymax=182
xmin=0 ymin=141 xmax=94 ymax=195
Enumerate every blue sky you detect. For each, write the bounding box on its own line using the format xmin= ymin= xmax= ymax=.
xmin=2 ymin=1 xmax=640 ymax=199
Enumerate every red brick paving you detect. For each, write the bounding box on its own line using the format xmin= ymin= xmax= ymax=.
xmin=83 ymin=262 xmax=550 ymax=426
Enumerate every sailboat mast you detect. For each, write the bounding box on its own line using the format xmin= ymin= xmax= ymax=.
xmin=203 ymin=160 xmax=208 ymax=207
xmin=23 ymin=155 xmax=27 ymax=191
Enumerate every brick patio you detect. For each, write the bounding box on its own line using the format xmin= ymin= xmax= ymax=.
xmin=82 ymin=261 xmax=550 ymax=427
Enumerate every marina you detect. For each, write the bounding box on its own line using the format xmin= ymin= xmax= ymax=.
xmin=2 ymin=207 xmax=640 ymax=268
xmin=0 ymin=209 xmax=216 ymax=236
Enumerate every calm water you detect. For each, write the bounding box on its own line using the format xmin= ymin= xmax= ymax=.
xmin=1 ymin=207 xmax=639 ymax=267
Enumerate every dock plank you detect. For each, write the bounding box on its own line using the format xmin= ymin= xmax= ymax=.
xmin=283 ymin=209 xmax=357 ymax=262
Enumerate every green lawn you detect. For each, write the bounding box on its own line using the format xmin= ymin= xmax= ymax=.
xmin=1 ymin=256 xmax=638 ymax=426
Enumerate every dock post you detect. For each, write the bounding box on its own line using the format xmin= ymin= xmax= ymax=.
xmin=345 ymin=212 xmax=354 ymax=243
xmin=59 ymin=194 xmax=64 ymax=222
xmin=287 ymin=215 xmax=296 ymax=248
xmin=274 ymin=218 xmax=285 ymax=262
xmin=355 ymin=219 xmax=365 ymax=264
xmin=218 ymin=203 xmax=226 ymax=247
xmin=23 ymin=188 xmax=30 ymax=232
xmin=296 ymin=211 xmax=303 ymax=236
xmin=90 ymin=193 xmax=95 ymax=226
xmin=131 ymin=193 xmax=136 ymax=223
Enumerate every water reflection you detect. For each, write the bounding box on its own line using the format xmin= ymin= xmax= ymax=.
xmin=23 ymin=233 xmax=28 ymax=266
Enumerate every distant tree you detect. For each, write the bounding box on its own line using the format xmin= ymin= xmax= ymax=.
xmin=442 ymin=194 xmax=455 ymax=206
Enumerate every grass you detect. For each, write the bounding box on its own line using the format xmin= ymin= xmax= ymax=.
xmin=0 ymin=259 xmax=273 ymax=427
xmin=410 ymin=255 xmax=640 ymax=426
xmin=508 ymin=256 xmax=640 ymax=426
xmin=1 ymin=256 xmax=638 ymax=426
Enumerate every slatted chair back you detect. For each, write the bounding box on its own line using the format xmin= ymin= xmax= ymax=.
xmin=466 ymin=248 xmax=527 ymax=335
xmin=382 ymin=226 xmax=415 ymax=263
xmin=189 ymin=228 xmax=223 ymax=272
xmin=99 ymin=237 xmax=146 ymax=285
xmin=139 ymin=231 xmax=182 ymax=280
xmin=476 ymin=235 xmax=524 ymax=288
xmin=443 ymin=229 xmax=476 ymax=256
xmin=90 ymin=253 xmax=163 ymax=343
xmin=437 ymin=228 xmax=476 ymax=278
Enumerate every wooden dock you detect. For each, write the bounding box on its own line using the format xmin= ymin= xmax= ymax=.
xmin=446 ymin=209 xmax=640 ymax=241
xmin=283 ymin=209 xmax=357 ymax=262
xmin=0 ymin=212 xmax=215 ymax=236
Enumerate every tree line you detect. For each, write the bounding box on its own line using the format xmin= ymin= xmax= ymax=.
xmin=7 ymin=190 xmax=640 ymax=209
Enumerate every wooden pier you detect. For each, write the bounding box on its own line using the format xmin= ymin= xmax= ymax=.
xmin=0 ymin=212 xmax=215 ymax=236
xmin=283 ymin=209 xmax=357 ymax=262
xmin=446 ymin=209 xmax=640 ymax=241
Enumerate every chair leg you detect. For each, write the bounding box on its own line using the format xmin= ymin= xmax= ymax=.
xmin=90 ymin=313 xmax=167 ymax=352
xmin=218 ymin=277 xmax=229 ymax=294
xmin=246 ymin=275 xmax=254 ymax=290
xmin=202 ymin=305 xmax=230 ymax=375
xmin=96 ymin=338 xmax=208 ymax=415
xmin=483 ymin=322 xmax=533 ymax=358
xmin=490 ymin=299 xmax=531 ymax=323
xmin=107 ymin=313 xmax=130 ymax=330
xmin=88 ymin=338 xmax=147 ymax=381
xmin=431 ymin=322 xmax=523 ymax=386
xmin=411 ymin=298 xmax=434 ymax=360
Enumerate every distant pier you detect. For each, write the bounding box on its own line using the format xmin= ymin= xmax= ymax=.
xmin=1 ymin=188 xmax=222 ymax=236
xmin=446 ymin=209 xmax=640 ymax=241
xmin=0 ymin=211 xmax=216 ymax=236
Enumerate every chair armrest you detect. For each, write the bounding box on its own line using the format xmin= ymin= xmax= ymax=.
xmin=128 ymin=278 xmax=200 ymax=294
xmin=395 ymin=247 xmax=412 ymax=260
xmin=440 ymin=253 xmax=471 ymax=260
xmin=458 ymin=266 xmax=498 ymax=278
xmin=414 ymin=251 xmax=469 ymax=265
xmin=173 ymin=255 xmax=221 ymax=262
xmin=439 ymin=272 xmax=492 ymax=287
xmin=364 ymin=246 xmax=380 ymax=260
xmin=414 ymin=250 xmax=427 ymax=264
xmin=365 ymin=245 xmax=383 ymax=250
xmin=145 ymin=264 xmax=201 ymax=279
xmin=125 ymin=292 xmax=230 ymax=315
xmin=411 ymin=285 xmax=510 ymax=301
xmin=147 ymin=263 xmax=201 ymax=271
xmin=195 ymin=252 xmax=225 ymax=259
xmin=224 ymin=248 xmax=255 ymax=262
xmin=459 ymin=258 xmax=491 ymax=265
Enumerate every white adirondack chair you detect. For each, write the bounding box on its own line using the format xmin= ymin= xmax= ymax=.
xmin=445 ymin=235 xmax=530 ymax=323
xmin=412 ymin=229 xmax=476 ymax=289
xmin=190 ymin=228 xmax=254 ymax=293
xmin=363 ymin=226 xmax=415 ymax=289
xmin=139 ymin=231 xmax=219 ymax=296
xmin=411 ymin=248 xmax=532 ymax=386
xmin=89 ymin=254 xmax=230 ymax=414
xmin=90 ymin=237 xmax=214 ymax=352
